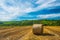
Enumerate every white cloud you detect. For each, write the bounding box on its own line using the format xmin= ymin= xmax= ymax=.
xmin=0 ymin=0 xmax=59 ymax=21
xmin=37 ymin=13 xmax=60 ymax=19
xmin=34 ymin=0 xmax=56 ymax=11
xmin=0 ymin=0 xmax=33 ymax=21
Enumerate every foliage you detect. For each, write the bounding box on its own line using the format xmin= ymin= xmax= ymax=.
xmin=0 ymin=20 xmax=60 ymax=26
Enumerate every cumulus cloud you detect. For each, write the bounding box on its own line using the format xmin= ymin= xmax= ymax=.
xmin=0 ymin=0 xmax=59 ymax=21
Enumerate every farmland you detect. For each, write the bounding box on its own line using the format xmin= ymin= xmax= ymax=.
xmin=0 ymin=26 xmax=60 ymax=40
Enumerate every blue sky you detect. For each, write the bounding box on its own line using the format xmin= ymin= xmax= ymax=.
xmin=0 ymin=0 xmax=60 ymax=21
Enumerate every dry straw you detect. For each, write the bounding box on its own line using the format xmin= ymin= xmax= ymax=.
xmin=32 ymin=24 xmax=43 ymax=35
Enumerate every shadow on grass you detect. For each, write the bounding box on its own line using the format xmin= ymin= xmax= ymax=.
xmin=34 ymin=33 xmax=55 ymax=36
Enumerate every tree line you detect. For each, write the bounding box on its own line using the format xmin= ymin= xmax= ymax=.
xmin=0 ymin=20 xmax=60 ymax=26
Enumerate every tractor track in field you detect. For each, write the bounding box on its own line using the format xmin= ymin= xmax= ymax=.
xmin=0 ymin=27 xmax=31 ymax=40
xmin=0 ymin=26 xmax=60 ymax=40
xmin=43 ymin=27 xmax=60 ymax=40
xmin=7 ymin=28 xmax=31 ymax=40
xmin=26 ymin=27 xmax=60 ymax=40
xmin=46 ymin=28 xmax=60 ymax=37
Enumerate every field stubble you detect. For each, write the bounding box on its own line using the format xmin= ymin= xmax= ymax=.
xmin=0 ymin=26 xmax=60 ymax=40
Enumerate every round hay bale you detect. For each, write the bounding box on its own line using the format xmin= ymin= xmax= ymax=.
xmin=32 ymin=24 xmax=44 ymax=35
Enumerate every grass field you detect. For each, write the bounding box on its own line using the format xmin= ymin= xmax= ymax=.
xmin=0 ymin=26 xmax=60 ymax=40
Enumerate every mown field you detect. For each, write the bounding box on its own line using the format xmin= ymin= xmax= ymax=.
xmin=0 ymin=26 xmax=60 ymax=40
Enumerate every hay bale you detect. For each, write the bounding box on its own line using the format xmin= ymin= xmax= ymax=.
xmin=32 ymin=24 xmax=43 ymax=35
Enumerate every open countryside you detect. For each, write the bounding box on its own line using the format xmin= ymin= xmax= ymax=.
xmin=0 ymin=0 xmax=60 ymax=40
xmin=0 ymin=20 xmax=60 ymax=40
xmin=0 ymin=26 xmax=60 ymax=40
